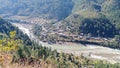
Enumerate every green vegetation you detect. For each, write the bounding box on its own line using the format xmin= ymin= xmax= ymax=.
xmin=79 ymin=18 xmax=116 ymax=37
xmin=0 ymin=0 xmax=120 ymax=67
xmin=29 ymin=0 xmax=120 ymax=40
xmin=0 ymin=0 xmax=74 ymax=20
xmin=0 ymin=0 xmax=120 ymax=38
xmin=0 ymin=19 xmax=119 ymax=67
xmin=0 ymin=31 xmax=118 ymax=68
xmin=0 ymin=31 xmax=22 ymax=52
xmin=12 ymin=43 xmax=120 ymax=68
xmin=102 ymin=0 xmax=120 ymax=33
xmin=101 ymin=35 xmax=120 ymax=49
xmin=0 ymin=18 xmax=31 ymax=45
xmin=59 ymin=0 xmax=120 ymax=38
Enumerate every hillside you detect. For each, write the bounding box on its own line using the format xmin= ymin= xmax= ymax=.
xmin=0 ymin=0 xmax=74 ymax=21
xmin=0 ymin=1 xmax=120 ymax=67
xmin=0 ymin=0 xmax=119 ymax=49
xmin=0 ymin=18 xmax=31 ymax=45
xmin=0 ymin=18 xmax=118 ymax=68
xmin=24 ymin=0 xmax=120 ymax=50
xmin=58 ymin=0 xmax=120 ymax=37
xmin=0 ymin=18 xmax=120 ymax=68
xmin=0 ymin=0 xmax=120 ymax=37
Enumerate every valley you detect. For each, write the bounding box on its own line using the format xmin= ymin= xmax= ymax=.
xmin=12 ymin=22 xmax=120 ymax=63
xmin=0 ymin=0 xmax=120 ymax=67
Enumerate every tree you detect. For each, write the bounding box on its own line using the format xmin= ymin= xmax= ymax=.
xmin=0 ymin=31 xmax=23 ymax=52
xmin=115 ymin=35 xmax=120 ymax=43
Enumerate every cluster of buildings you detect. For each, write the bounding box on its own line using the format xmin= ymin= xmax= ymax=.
xmin=39 ymin=27 xmax=110 ymax=44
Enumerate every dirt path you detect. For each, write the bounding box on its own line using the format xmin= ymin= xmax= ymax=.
xmin=12 ymin=23 xmax=120 ymax=63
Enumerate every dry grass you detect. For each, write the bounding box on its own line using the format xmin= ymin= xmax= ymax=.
xmin=0 ymin=52 xmax=12 ymax=68
xmin=75 ymin=10 xmax=100 ymax=18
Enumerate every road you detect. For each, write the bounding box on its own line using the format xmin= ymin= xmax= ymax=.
xmin=12 ymin=23 xmax=120 ymax=63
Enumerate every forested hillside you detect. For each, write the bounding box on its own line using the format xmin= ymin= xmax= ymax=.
xmin=23 ymin=0 xmax=120 ymax=50
xmin=59 ymin=0 xmax=120 ymax=37
xmin=0 ymin=0 xmax=120 ymax=37
xmin=0 ymin=0 xmax=74 ymax=20
xmin=0 ymin=18 xmax=31 ymax=45
xmin=0 ymin=18 xmax=120 ymax=68
xmin=0 ymin=0 xmax=120 ymax=67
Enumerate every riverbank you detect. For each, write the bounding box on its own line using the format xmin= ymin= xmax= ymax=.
xmin=12 ymin=23 xmax=120 ymax=63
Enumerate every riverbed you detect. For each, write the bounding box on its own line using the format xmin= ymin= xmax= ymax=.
xmin=12 ymin=23 xmax=120 ymax=63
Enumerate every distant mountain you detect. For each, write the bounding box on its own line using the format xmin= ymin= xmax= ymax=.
xmin=0 ymin=0 xmax=120 ymax=37
xmin=0 ymin=0 xmax=74 ymax=20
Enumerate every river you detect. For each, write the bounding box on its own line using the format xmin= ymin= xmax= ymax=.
xmin=12 ymin=23 xmax=120 ymax=63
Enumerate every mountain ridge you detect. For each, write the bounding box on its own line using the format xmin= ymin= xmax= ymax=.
xmin=0 ymin=0 xmax=74 ymax=21
xmin=0 ymin=0 xmax=120 ymax=38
